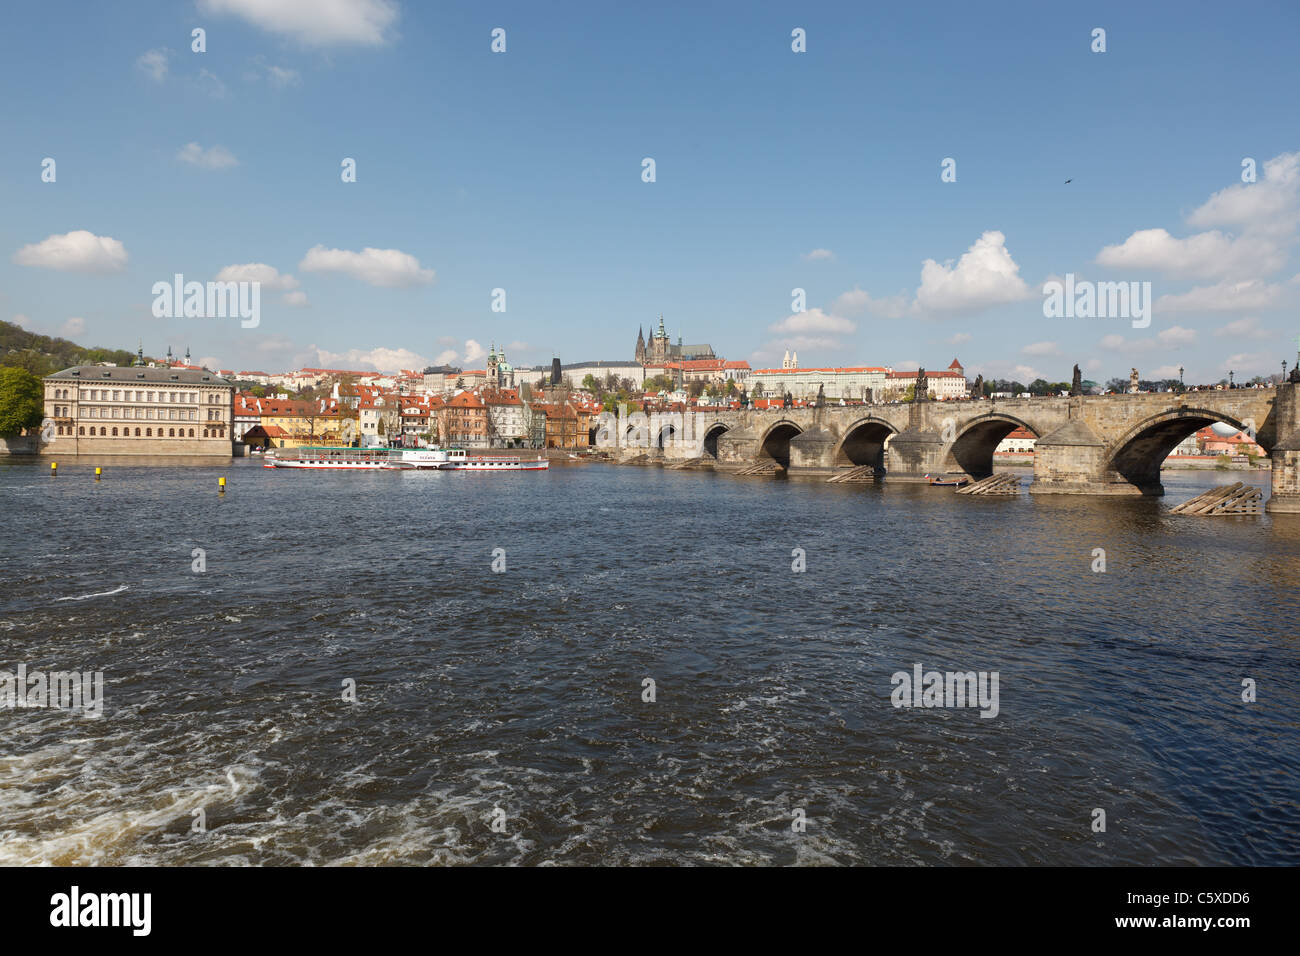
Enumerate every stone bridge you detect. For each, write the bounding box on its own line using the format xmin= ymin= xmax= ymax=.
xmin=596 ymin=384 xmax=1300 ymax=513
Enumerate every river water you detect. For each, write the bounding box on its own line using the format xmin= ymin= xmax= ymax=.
xmin=0 ymin=459 xmax=1296 ymax=865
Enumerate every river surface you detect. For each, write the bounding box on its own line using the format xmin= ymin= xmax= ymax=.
xmin=0 ymin=459 xmax=1297 ymax=865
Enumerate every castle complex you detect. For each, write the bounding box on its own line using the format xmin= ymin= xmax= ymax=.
xmin=634 ymin=316 xmax=715 ymax=366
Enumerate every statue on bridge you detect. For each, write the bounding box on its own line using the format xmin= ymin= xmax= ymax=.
xmin=970 ymin=374 xmax=983 ymax=399
xmin=782 ymin=390 xmax=793 ymax=409
xmin=815 ymin=383 xmax=825 ymax=408
xmin=1129 ymin=368 xmax=1140 ymax=394
xmin=739 ymin=386 xmax=750 ymax=408
xmin=1070 ymin=364 xmax=1083 ymax=396
xmin=913 ymin=367 xmax=928 ymax=403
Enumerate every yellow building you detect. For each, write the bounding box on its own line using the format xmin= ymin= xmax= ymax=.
xmin=43 ymin=365 xmax=234 ymax=456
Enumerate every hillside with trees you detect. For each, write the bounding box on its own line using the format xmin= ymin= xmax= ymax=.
xmin=0 ymin=320 xmax=142 ymax=376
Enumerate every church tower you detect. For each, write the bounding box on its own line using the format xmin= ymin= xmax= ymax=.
xmin=635 ymin=326 xmax=646 ymax=365
xmin=487 ymin=342 xmax=499 ymax=386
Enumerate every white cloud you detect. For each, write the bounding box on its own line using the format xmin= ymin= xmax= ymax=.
xmin=11 ymin=314 xmax=31 ymax=329
xmin=267 ymin=65 xmax=302 ymax=88
xmin=802 ymin=248 xmax=834 ymax=261
xmin=137 ymin=48 xmax=171 ymax=82
xmin=1221 ymin=352 xmax=1280 ymax=376
xmin=1155 ymin=278 xmax=1287 ymax=314
xmin=198 ymin=0 xmax=399 ymax=46
xmin=314 ymin=346 xmax=429 ymax=373
xmin=1148 ymin=365 xmax=1184 ymax=379
xmin=299 ymin=244 xmax=435 ymax=287
xmin=60 ymin=317 xmax=86 ymax=338
xmin=1097 ymin=150 xmax=1300 ymax=283
xmin=282 ymin=290 xmax=309 ymax=307
xmin=13 ymin=230 xmax=128 ymax=274
xmin=196 ymin=68 xmax=227 ymax=99
xmin=1158 ymin=325 xmax=1198 ymax=346
xmin=1021 ymin=341 xmax=1061 ymax=357
xmin=1095 ymin=227 xmax=1284 ymax=280
xmin=463 ymin=340 xmax=486 ymax=365
xmin=914 ymin=230 xmax=1033 ymax=314
xmin=178 ymin=142 xmax=239 ymax=170
xmin=831 ymin=285 xmax=908 ymax=319
xmin=215 ymin=263 xmax=299 ymax=291
xmin=970 ymin=360 xmax=1045 ymax=383
xmin=1098 ymin=325 xmax=1197 ymax=352
xmin=769 ymin=308 xmax=855 ymax=335
xmin=199 ymin=356 xmax=222 ymax=370
xmin=1214 ymin=316 xmax=1276 ymax=340
xmin=433 ymin=349 xmax=459 ymax=366
xmin=945 ymin=332 xmax=972 ymax=346
xmin=1189 ymin=151 xmax=1300 ymax=238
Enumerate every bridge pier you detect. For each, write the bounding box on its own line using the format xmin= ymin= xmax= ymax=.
xmin=1267 ymin=443 xmax=1300 ymax=513
xmin=882 ymin=425 xmax=947 ymax=482
xmin=715 ymin=428 xmax=760 ymax=471
xmin=787 ymin=426 xmax=839 ymax=476
xmin=1030 ymin=419 xmax=1151 ymax=495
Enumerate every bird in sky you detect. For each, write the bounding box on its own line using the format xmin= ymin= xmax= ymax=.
xmin=1064 ymin=179 xmax=1072 ymax=184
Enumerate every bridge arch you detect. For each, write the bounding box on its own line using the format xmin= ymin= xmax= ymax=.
xmin=833 ymin=416 xmax=898 ymax=469
xmin=943 ymin=412 xmax=1041 ymax=480
xmin=1104 ymin=407 xmax=1269 ymax=492
xmin=757 ymin=419 xmax=803 ymax=468
xmin=701 ymin=423 xmax=729 ymax=459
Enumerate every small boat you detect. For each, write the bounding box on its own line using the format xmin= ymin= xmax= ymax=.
xmin=925 ymin=473 xmax=970 ymax=487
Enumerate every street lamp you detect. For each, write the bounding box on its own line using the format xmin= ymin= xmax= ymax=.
xmin=1178 ymin=365 xmax=1184 ymax=392
xmin=1229 ymin=370 xmax=1235 ymax=389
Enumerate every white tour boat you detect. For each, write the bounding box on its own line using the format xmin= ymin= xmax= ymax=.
xmin=388 ymin=447 xmax=549 ymax=471
xmin=263 ymin=446 xmax=394 ymax=470
xmin=264 ymin=446 xmax=549 ymax=472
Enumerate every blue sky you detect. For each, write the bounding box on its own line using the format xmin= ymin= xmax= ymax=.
xmin=2 ymin=0 xmax=1298 ymax=383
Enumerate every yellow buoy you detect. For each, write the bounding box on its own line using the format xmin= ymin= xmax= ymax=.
xmin=219 ymin=476 xmax=226 ymax=493
xmin=95 ymin=467 xmax=102 ymax=480
xmin=50 ymin=462 xmax=57 ymax=476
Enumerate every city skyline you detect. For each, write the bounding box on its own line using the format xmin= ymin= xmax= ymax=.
xmin=3 ymin=1 xmax=1299 ymax=384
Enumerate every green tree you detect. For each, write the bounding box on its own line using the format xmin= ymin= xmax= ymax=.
xmin=0 ymin=367 xmax=44 ymax=438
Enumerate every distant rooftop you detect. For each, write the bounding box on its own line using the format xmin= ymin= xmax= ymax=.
xmin=46 ymin=366 xmax=232 ymax=386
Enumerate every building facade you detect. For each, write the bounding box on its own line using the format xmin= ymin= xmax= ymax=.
xmin=749 ymin=366 xmax=890 ymax=402
xmin=43 ymin=366 xmax=235 ymax=456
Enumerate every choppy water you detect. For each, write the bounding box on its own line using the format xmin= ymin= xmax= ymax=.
xmin=0 ymin=459 xmax=1297 ymax=865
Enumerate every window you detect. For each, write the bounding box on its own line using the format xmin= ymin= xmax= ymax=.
xmin=134 ymin=428 xmax=140 ymax=436
xmin=78 ymin=426 xmax=84 ymax=435
xmin=149 ymin=392 xmax=156 ymax=402
xmin=114 ymin=390 xmax=122 ymax=401
xmin=169 ymin=428 xmax=175 ymax=437
xmin=187 ymin=428 xmax=194 ymax=437
xmin=99 ymin=427 xmax=106 ymax=436
xmin=146 ymin=428 xmax=151 ymax=436
xmin=111 ymin=427 xmax=118 ymax=436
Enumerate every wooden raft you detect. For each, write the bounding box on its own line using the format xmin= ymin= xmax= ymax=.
xmin=955 ymin=473 xmax=1021 ymax=495
xmin=1169 ymin=482 xmax=1262 ymax=515
xmin=827 ymin=465 xmax=878 ymax=483
xmin=735 ymin=460 xmax=785 ymax=477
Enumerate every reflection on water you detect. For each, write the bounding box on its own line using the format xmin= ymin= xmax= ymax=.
xmin=0 ymin=459 xmax=1297 ymax=865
